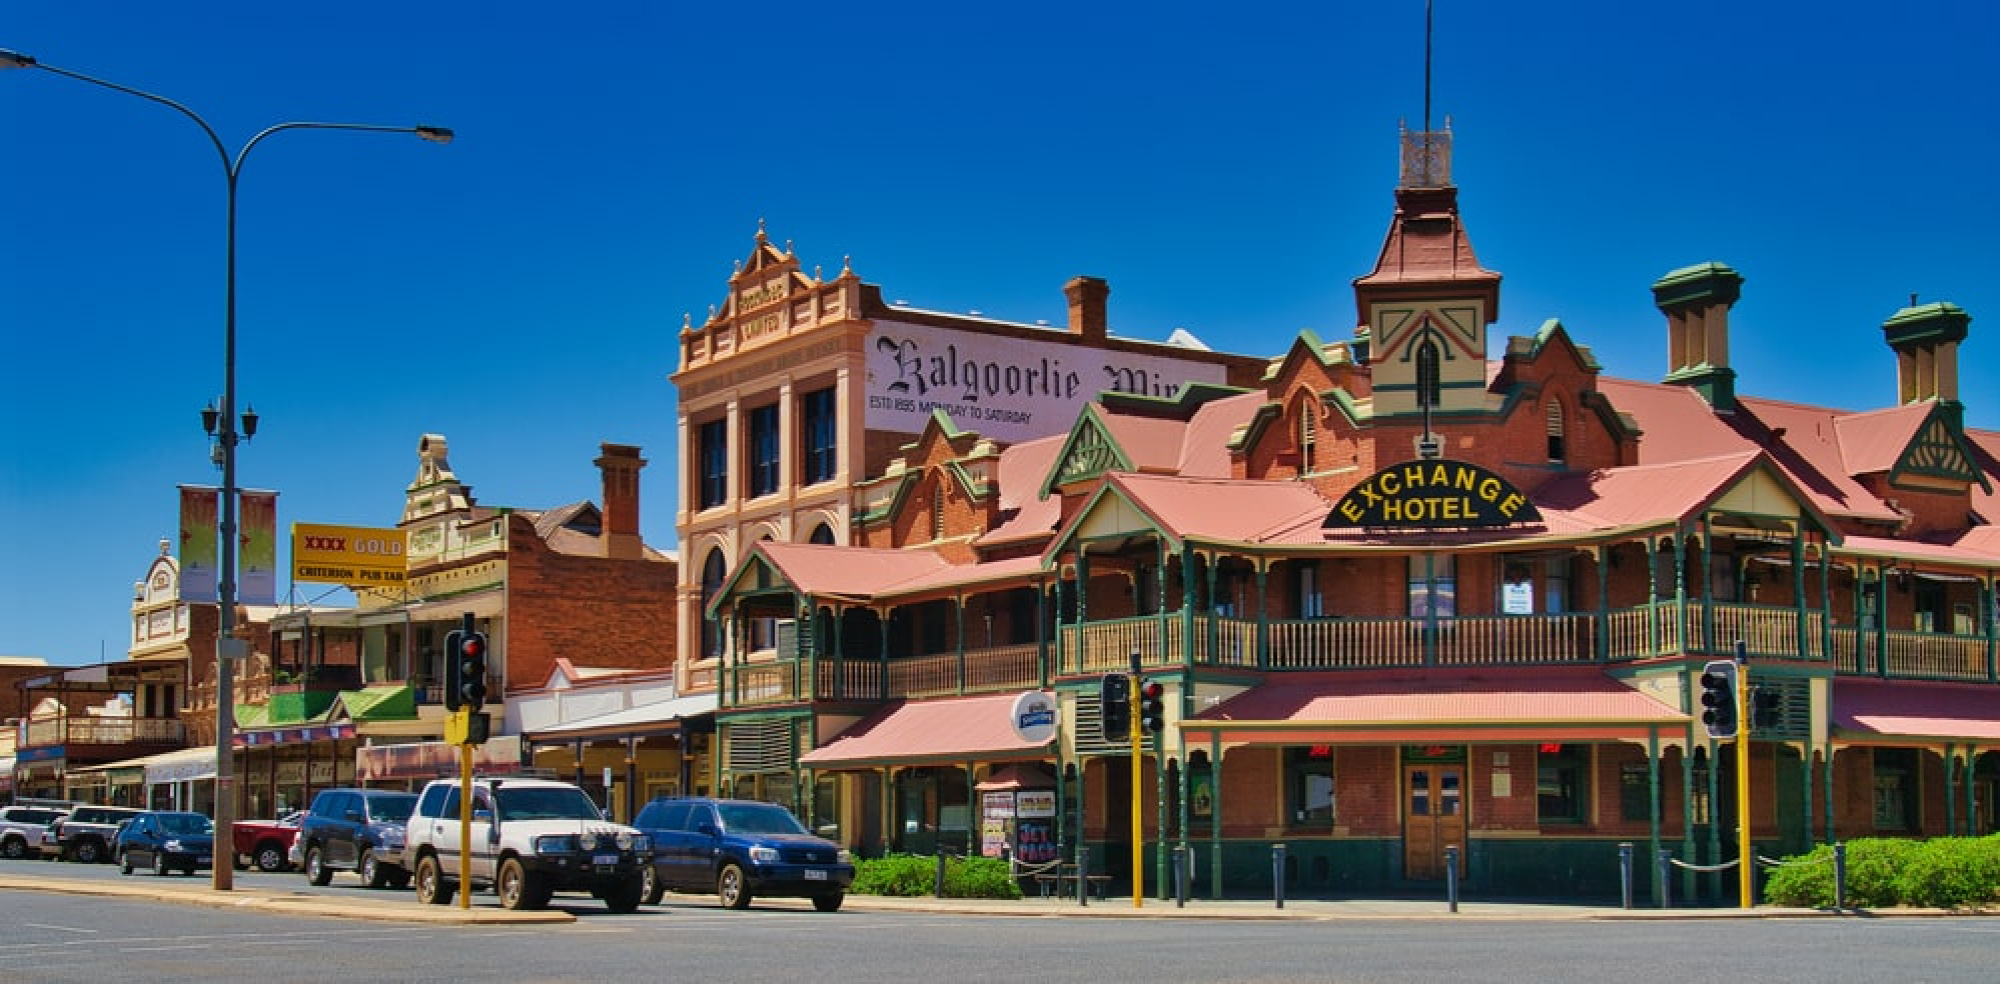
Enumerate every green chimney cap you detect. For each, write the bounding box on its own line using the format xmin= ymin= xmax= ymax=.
xmin=1651 ymin=262 xmax=1744 ymax=312
xmin=1882 ymin=301 xmax=1970 ymax=349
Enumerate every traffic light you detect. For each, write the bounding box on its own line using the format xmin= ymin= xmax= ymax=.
xmin=443 ymin=629 xmax=465 ymax=711
xmin=456 ymin=630 xmax=490 ymax=709
xmin=1698 ymin=660 xmax=1738 ymax=738
xmin=1138 ymin=680 xmax=1166 ymax=735
xmin=1100 ymin=673 xmax=1130 ymax=741
xmin=1751 ymin=686 xmax=1784 ymax=730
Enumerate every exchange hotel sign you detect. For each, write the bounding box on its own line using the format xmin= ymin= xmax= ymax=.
xmin=865 ymin=323 xmax=1229 ymax=444
xmin=292 ymin=523 xmax=409 ymax=586
xmin=1324 ymin=459 xmax=1541 ymax=529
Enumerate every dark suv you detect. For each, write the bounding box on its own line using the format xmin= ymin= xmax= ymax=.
xmin=294 ymin=788 xmax=418 ymax=889
xmin=45 ymin=805 xmax=145 ymax=863
xmin=633 ymin=797 xmax=853 ymax=911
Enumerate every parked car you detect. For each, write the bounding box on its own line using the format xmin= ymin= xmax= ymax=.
xmin=45 ymin=805 xmax=146 ymax=863
xmin=632 ymin=796 xmax=853 ymax=911
xmin=0 ymin=805 xmax=69 ymax=860
xmin=294 ymin=789 xmax=418 ymax=889
xmin=231 ymin=810 xmax=304 ymax=872
xmin=404 ymin=776 xmax=650 ymax=912
xmin=115 ymin=810 xmax=215 ymax=876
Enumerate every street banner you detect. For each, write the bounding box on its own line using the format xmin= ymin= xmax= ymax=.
xmin=179 ymin=486 xmax=219 ymax=603
xmin=239 ymin=489 xmax=279 ymax=605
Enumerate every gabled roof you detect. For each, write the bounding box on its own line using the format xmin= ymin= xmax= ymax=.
xmin=518 ymin=501 xmax=674 ymax=562
xmin=1530 ymin=451 xmax=1830 ymax=536
xmin=1834 ymin=404 xmax=1932 ymax=477
xmin=740 ymin=542 xmax=1051 ymax=606
xmin=1044 ymin=472 xmax=1329 ymax=557
xmin=799 ymin=692 xmax=1053 ymax=768
xmin=975 ymin=434 xmax=1067 ymax=547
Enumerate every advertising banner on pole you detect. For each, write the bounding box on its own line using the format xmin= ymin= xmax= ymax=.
xmin=178 ymin=485 xmax=219 ymax=603
xmin=238 ymin=489 xmax=278 ymax=605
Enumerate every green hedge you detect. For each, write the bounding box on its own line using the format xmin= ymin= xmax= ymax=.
xmin=851 ymin=853 xmax=1024 ymax=899
xmin=1762 ymin=836 xmax=2000 ymax=909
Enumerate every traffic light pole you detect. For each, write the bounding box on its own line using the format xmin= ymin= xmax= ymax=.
xmin=1129 ymin=651 xmax=1144 ymax=910
xmin=1735 ymin=643 xmax=1753 ymax=909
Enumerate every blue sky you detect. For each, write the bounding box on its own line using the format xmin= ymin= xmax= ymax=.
xmin=5 ymin=1 xmax=1996 ymax=666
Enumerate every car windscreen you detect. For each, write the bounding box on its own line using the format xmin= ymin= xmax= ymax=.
xmin=365 ymin=794 xmax=418 ymax=823
xmin=715 ymin=802 xmax=809 ymax=835
xmin=158 ymin=814 xmax=214 ymax=836
xmin=494 ymin=786 xmax=603 ymax=822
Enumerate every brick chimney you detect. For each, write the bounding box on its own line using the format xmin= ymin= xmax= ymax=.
xmin=595 ymin=443 xmax=646 ymax=561
xmin=1652 ymin=261 xmax=1744 ymax=413
xmin=1882 ymin=300 xmax=1971 ymax=405
xmin=1064 ymin=276 xmax=1109 ymax=341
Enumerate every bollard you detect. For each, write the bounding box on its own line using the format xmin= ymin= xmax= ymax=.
xmin=1619 ymin=842 xmax=1634 ymax=910
xmin=1656 ymin=849 xmax=1672 ymax=909
xmin=934 ymin=851 xmax=947 ymax=898
xmin=1077 ymin=845 xmax=1089 ymax=908
xmin=1444 ymin=845 xmax=1459 ymax=913
xmin=1833 ymin=842 xmax=1847 ymax=912
xmin=1172 ymin=844 xmax=1187 ymax=908
xmin=1272 ymin=843 xmax=1287 ymax=909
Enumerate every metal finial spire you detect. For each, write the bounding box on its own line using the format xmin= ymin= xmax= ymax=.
xmin=1424 ymin=0 xmax=1434 ymax=134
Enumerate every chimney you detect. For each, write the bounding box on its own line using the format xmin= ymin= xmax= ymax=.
xmin=1064 ymin=276 xmax=1109 ymax=341
xmin=1882 ymin=300 xmax=1971 ymax=405
xmin=594 ymin=443 xmax=647 ymax=561
xmin=1652 ymin=261 xmax=1744 ymax=413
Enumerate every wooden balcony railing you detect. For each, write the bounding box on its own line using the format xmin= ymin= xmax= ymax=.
xmin=21 ymin=716 xmax=185 ymax=748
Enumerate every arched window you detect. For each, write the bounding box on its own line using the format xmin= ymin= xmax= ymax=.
xmin=809 ymin=522 xmax=836 ymax=545
xmin=931 ymin=478 xmax=946 ymax=541
xmin=1545 ymin=398 xmax=1567 ymax=463
xmin=700 ymin=549 xmax=727 ymax=660
xmin=1294 ymin=392 xmax=1317 ymax=475
xmin=1416 ymin=339 xmax=1442 ymax=409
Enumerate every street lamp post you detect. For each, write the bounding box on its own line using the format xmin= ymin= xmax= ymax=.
xmin=3 ymin=48 xmax=449 ymax=891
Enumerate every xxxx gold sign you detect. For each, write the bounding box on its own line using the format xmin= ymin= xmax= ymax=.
xmin=292 ymin=523 xmax=409 ymax=586
xmin=1324 ymin=459 xmax=1541 ymax=529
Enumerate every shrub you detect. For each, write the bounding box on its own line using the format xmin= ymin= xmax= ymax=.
xmin=1895 ymin=835 xmax=2000 ymax=909
xmin=852 ymin=853 xmax=1023 ymax=900
xmin=1763 ymin=836 xmax=2000 ymax=909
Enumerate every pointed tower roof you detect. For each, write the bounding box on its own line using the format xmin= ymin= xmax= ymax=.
xmin=1352 ymin=123 xmax=1502 ymax=324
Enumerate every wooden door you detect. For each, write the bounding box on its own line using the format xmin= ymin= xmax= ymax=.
xmin=1403 ymin=763 xmax=1467 ymax=880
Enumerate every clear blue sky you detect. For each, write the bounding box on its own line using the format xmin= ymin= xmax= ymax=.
xmin=5 ymin=1 xmax=1996 ymax=666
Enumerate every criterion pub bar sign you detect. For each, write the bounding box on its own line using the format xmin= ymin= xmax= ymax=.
xmin=1323 ymin=458 xmax=1541 ymax=530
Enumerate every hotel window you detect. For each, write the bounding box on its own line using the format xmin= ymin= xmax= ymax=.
xmin=1537 ymin=744 xmax=1589 ymax=824
xmin=1285 ymin=746 xmax=1336 ymax=824
xmin=1296 ymin=562 xmax=1323 ymax=618
xmin=1500 ymin=555 xmax=1571 ymax=614
xmin=748 ymin=404 xmax=780 ymax=498
xmin=1619 ymin=762 xmax=1660 ymax=823
xmin=1545 ymin=398 xmax=1566 ymax=463
xmin=1407 ymin=553 xmax=1456 ymax=618
xmin=698 ymin=419 xmax=728 ymax=509
xmin=801 ymin=386 xmax=838 ymax=486
xmin=700 ymin=549 xmax=726 ymax=660
xmin=1416 ymin=339 xmax=1442 ymax=409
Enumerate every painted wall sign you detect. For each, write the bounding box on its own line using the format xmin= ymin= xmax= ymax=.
xmin=864 ymin=320 xmax=1229 ymax=443
xmin=292 ymin=523 xmax=410 ymax=585
xmin=1324 ymin=459 xmax=1542 ymax=529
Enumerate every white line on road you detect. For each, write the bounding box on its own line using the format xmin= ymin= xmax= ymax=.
xmin=19 ymin=923 xmax=96 ymax=934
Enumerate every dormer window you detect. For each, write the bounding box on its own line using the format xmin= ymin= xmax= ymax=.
xmin=1294 ymin=393 xmax=1317 ymax=475
xmin=1545 ymin=398 xmax=1567 ymax=464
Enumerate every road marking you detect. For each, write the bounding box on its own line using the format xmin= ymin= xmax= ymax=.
xmin=19 ymin=923 xmax=96 ymax=934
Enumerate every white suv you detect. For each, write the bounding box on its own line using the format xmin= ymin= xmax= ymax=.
xmin=404 ymin=776 xmax=651 ymax=912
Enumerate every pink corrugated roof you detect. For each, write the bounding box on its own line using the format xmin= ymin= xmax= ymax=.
xmin=1177 ymin=391 xmax=1266 ymax=477
xmin=1833 ymin=405 xmax=1930 ymax=477
xmin=1098 ymin=412 xmax=1190 ymax=474
xmin=799 ymin=692 xmax=1052 ymax=767
xmin=755 ymin=542 xmax=953 ymax=597
xmin=1102 ymin=472 xmax=1330 ymax=544
xmin=1533 ymin=452 xmax=1760 ymax=531
xmin=1194 ymin=669 xmax=1685 ymax=726
xmin=1833 ymin=679 xmax=2000 ymax=740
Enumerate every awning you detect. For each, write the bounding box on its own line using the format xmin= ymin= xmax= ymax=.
xmin=1184 ymin=668 xmax=1688 ymax=744
xmin=355 ymin=737 xmax=523 ymax=782
xmin=524 ymin=693 xmax=718 ymax=742
xmin=799 ymin=692 xmax=1053 ymax=770
xmin=236 ymin=722 xmax=356 ymax=748
xmin=1833 ymin=678 xmax=2000 ymax=743
xmin=975 ymin=762 xmax=1057 ymax=791
xmin=144 ymin=746 xmax=217 ymax=784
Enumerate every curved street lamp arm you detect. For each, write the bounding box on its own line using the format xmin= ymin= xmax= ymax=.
xmin=5 ymin=52 xmax=232 ymax=178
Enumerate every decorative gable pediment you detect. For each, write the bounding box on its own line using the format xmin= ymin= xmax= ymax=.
xmin=1043 ymin=408 xmax=1133 ymax=497
xmin=1889 ymin=408 xmax=1989 ymax=493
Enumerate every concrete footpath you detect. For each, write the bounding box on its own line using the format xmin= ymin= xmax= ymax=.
xmin=0 ymin=872 xmax=1969 ymax=926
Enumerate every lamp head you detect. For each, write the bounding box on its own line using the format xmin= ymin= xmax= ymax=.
xmin=201 ymin=401 xmax=220 ymax=436
xmin=0 ymin=48 xmax=37 ymax=69
xmin=415 ymin=125 xmax=453 ymax=144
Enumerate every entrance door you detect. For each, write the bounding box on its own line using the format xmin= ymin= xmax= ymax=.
xmin=1403 ymin=764 xmax=1467 ymax=880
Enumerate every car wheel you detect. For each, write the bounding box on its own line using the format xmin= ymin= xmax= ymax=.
xmin=304 ymin=845 xmax=333 ymax=886
xmin=813 ymin=893 xmax=844 ymax=912
xmin=119 ymin=850 xmax=134 ymax=876
xmin=255 ymin=842 xmax=288 ymax=873
xmin=360 ymin=848 xmax=390 ymax=889
xmin=73 ymin=839 xmax=104 ymax=864
xmin=153 ymin=852 xmax=170 ymax=877
xmin=602 ymin=874 xmax=644 ymax=914
xmin=1 ymin=837 xmax=27 ymax=860
xmin=641 ymin=865 xmax=665 ymax=906
xmin=498 ymin=858 xmax=552 ymax=911
xmin=717 ymin=863 xmax=752 ymax=910
xmin=414 ymin=855 xmax=454 ymax=905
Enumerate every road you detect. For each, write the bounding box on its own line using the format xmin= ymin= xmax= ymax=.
xmin=5 ymin=860 xmax=2000 ymax=983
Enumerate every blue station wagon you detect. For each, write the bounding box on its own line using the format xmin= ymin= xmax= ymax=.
xmin=633 ymin=797 xmax=854 ymax=911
